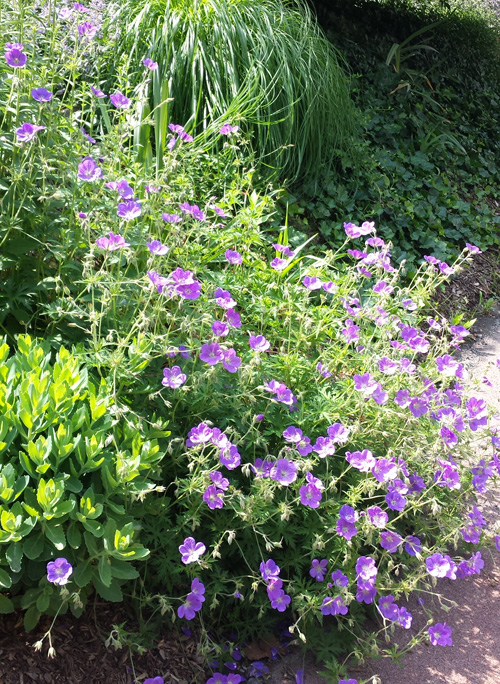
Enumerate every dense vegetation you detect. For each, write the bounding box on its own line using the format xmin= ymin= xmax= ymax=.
xmin=1 ymin=1 xmax=500 ymax=683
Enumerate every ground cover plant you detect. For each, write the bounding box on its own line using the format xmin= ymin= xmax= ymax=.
xmin=286 ymin=0 xmax=500 ymax=270
xmin=1 ymin=2 xmax=500 ymax=683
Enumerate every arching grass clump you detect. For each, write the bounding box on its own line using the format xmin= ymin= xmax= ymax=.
xmin=104 ymin=0 xmax=358 ymax=186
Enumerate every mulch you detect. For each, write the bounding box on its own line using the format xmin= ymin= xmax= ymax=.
xmin=0 ymin=603 xmax=203 ymax=684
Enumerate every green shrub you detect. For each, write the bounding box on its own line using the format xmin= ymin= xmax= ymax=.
xmin=0 ymin=335 xmax=167 ymax=629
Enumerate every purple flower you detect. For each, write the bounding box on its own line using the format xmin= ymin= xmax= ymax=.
xmin=428 ymin=623 xmax=453 ymax=646
xmin=404 ymin=536 xmax=421 ymax=556
xmin=378 ymin=357 xmax=399 ymax=375
xmin=147 ymin=239 xmax=169 ymax=255
xmin=356 ymin=582 xmax=377 ymax=604
xmin=436 ymin=354 xmax=460 ymax=376
xmin=353 ymin=373 xmax=378 ymax=395
xmin=144 ymin=678 xmax=164 ymax=684
xmin=162 ymin=213 xmax=182 ymax=223
xmin=270 ymin=257 xmax=287 ymax=271
xmin=273 ymin=243 xmax=295 ymax=257
xmin=342 ymin=320 xmax=360 ymax=343
xmin=203 ymin=485 xmax=224 ymax=509
xmin=371 ymin=458 xmax=397 ymax=483
xmin=222 ymin=349 xmax=241 ymax=373
xmin=78 ymin=22 xmax=98 ymax=38
xmin=466 ymin=242 xmax=482 ymax=254
xmin=394 ymin=389 xmax=411 ymax=408
xmin=210 ymin=471 xmax=229 ymax=490
xmin=15 ymin=123 xmax=45 ymax=142
xmin=339 ymin=680 xmax=358 ymax=684
xmin=313 ymin=436 xmax=336 ymax=458
xmin=91 ymin=86 xmax=106 ymax=97
xmin=162 ymin=366 xmax=187 ymax=389
xmin=187 ymin=423 xmax=213 ymax=445
xmin=378 ymin=595 xmax=398 ymax=620
xmin=316 ymin=362 xmax=332 ymax=378
xmin=219 ymin=445 xmax=241 ymax=469
xmin=366 ymin=506 xmax=388 ymax=529
xmin=179 ymin=537 xmax=206 ymax=564
xmin=5 ymin=47 xmax=27 ymax=68
xmin=220 ymin=124 xmax=239 ymax=135
xmin=226 ymin=309 xmax=241 ymax=328
xmin=320 ymin=595 xmax=348 ymax=616
xmin=356 ymin=556 xmax=378 ymax=583
xmin=425 ymin=553 xmax=457 ymax=579
xmin=180 ymin=202 xmax=205 ymax=220
xmin=143 ymin=57 xmax=158 ymax=70
xmin=398 ymin=606 xmax=413 ymax=629
xmin=206 ymin=674 xmax=226 ymax=684
xmin=212 ymin=321 xmax=229 ymax=337
xmin=331 ymin=570 xmax=349 ymax=587
xmin=299 ymin=483 xmax=322 ymax=508
xmin=339 ymin=505 xmax=358 ymax=524
xmin=31 ymin=87 xmax=53 ymax=102
xmin=302 ymin=276 xmax=323 ymax=290
xmin=47 ymin=558 xmax=73 ymax=585
xmin=409 ymin=397 xmax=429 ymax=418
xmin=95 ymin=232 xmax=130 ymax=251
xmin=336 ymin=518 xmax=358 ymax=541
xmin=249 ymin=335 xmax=270 ymax=352
xmin=200 ymin=343 xmax=224 ymax=365
xmin=214 ymin=288 xmax=237 ymax=309
xmin=270 ymin=589 xmax=291 ymax=612
xmin=177 ymin=593 xmax=203 ymax=620
xmin=322 ymin=281 xmax=338 ymax=294
xmin=77 ymin=157 xmax=102 ymax=181
xmin=110 ymin=91 xmax=131 ymax=108
xmin=117 ymin=200 xmax=141 ymax=220
xmin=225 ymin=249 xmax=242 ymax=264
xmin=373 ymin=280 xmax=393 ymax=295
xmin=344 ymin=221 xmax=376 ymax=238
xmin=283 ymin=426 xmax=303 ymax=443
xmin=385 ymin=489 xmax=406 ymax=512
xmin=271 ymin=459 xmax=298 ymax=485
xmin=379 ymin=530 xmax=403 ymax=553
xmin=260 ymin=559 xmax=280 ymax=582
xmin=327 ymin=423 xmax=350 ymax=443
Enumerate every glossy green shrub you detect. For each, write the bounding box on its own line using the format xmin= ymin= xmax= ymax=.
xmin=0 ymin=335 xmax=167 ymax=629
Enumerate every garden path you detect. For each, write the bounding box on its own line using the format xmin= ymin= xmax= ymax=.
xmin=267 ymin=304 xmax=500 ymax=684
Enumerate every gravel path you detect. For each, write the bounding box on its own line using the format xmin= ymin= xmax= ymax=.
xmin=266 ymin=304 xmax=500 ymax=684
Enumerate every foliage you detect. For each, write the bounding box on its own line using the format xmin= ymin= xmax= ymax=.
xmin=0 ymin=335 xmax=167 ymax=629
xmin=1 ymin=1 xmax=500 ymax=681
xmin=287 ymin=0 xmax=500 ymax=269
xmin=102 ymin=0 xmax=359 ymax=185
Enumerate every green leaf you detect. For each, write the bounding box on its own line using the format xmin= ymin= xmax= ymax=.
xmin=66 ymin=524 xmax=82 ymax=549
xmin=0 ymin=568 xmax=12 ymax=589
xmin=24 ymin=533 xmax=45 ymax=560
xmin=109 ymin=559 xmax=140 ymax=580
xmin=93 ymin=576 xmax=123 ymax=602
xmin=73 ymin=560 xmax=92 ymax=588
xmin=6 ymin=542 xmax=23 ymax=573
xmin=44 ymin=523 xmax=66 ymax=550
xmin=36 ymin=593 xmax=51 ymax=612
xmin=24 ymin=605 xmax=42 ymax=631
xmin=98 ymin=556 xmax=112 ymax=587
xmin=0 ymin=594 xmax=14 ymax=614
